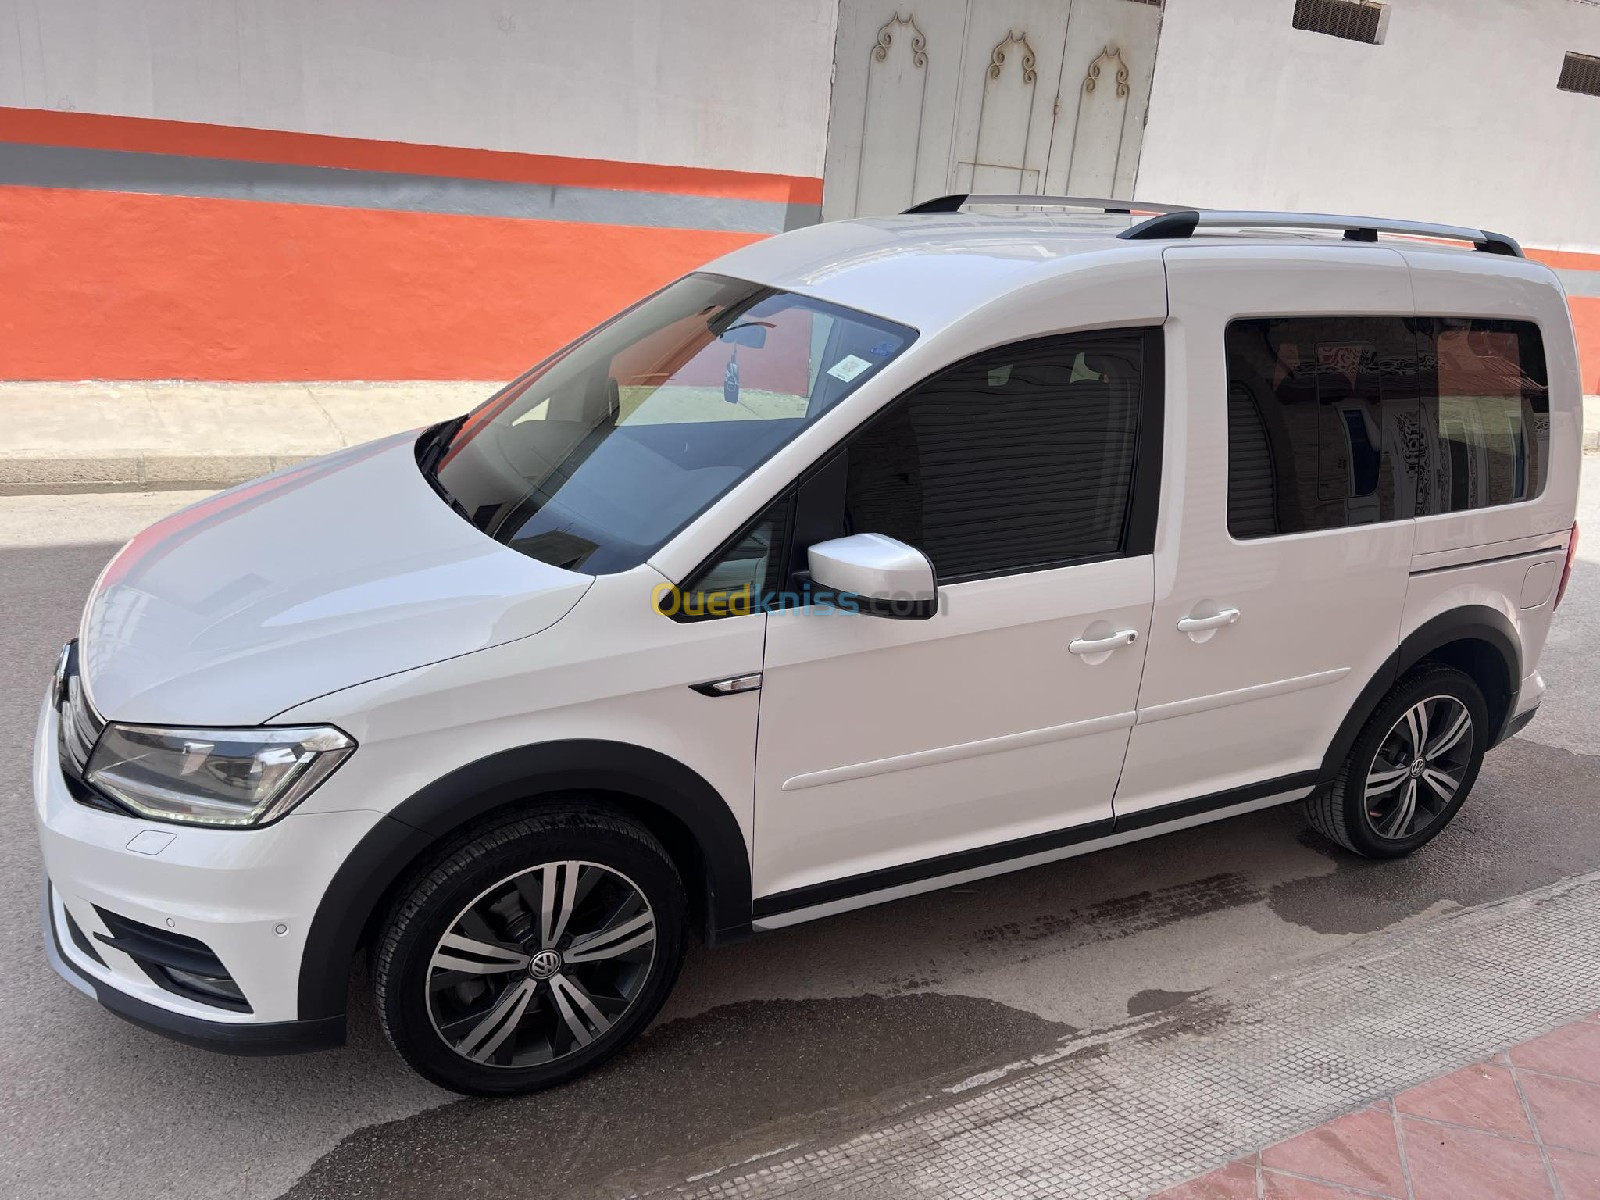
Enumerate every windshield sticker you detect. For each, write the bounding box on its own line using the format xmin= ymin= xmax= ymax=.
xmin=827 ymin=354 xmax=873 ymax=383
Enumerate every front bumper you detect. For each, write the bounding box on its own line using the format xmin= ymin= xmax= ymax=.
xmin=41 ymin=879 xmax=344 ymax=1055
xmin=33 ymin=691 xmax=383 ymax=1052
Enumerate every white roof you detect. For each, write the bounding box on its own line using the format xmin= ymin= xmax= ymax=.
xmin=705 ymin=213 xmax=1147 ymax=334
xmin=703 ymin=209 xmax=1548 ymax=336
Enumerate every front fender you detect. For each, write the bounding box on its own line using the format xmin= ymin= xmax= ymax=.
xmin=294 ymin=739 xmax=752 ymax=1021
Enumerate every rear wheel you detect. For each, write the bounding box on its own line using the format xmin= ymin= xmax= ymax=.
xmin=1306 ymin=665 xmax=1488 ymax=858
xmin=374 ymin=807 xmax=687 ymax=1095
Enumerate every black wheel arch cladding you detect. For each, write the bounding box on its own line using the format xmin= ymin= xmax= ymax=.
xmin=1319 ymin=604 xmax=1521 ymax=782
xmin=296 ymin=739 xmax=751 ymax=1021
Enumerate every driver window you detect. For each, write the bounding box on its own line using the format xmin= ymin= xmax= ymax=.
xmin=840 ymin=332 xmax=1147 ymax=582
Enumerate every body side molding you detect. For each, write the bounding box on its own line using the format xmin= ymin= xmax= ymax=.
xmin=782 ymin=710 xmax=1137 ymax=792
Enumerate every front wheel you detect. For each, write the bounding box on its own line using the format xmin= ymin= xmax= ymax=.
xmin=1306 ymin=664 xmax=1489 ymax=858
xmin=373 ymin=807 xmax=687 ymax=1096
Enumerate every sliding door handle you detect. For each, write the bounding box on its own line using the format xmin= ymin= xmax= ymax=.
xmin=1069 ymin=628 xmax=1139 ymax=655
xmin=1176 ymin=608 xmax=1240 ymax=633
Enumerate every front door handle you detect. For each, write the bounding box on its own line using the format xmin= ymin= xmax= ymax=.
xmin=1176 ymin=608 xmax=1241 ymax=634
xmin=1069 ymin=628 xmax=1139 ymax=655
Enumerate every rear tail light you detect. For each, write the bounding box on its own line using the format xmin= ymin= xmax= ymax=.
xmin=1555 ymin=521 xmax=1579 ymax=611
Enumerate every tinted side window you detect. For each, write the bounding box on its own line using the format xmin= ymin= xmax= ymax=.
xmin=1225 ymin=316 xmax=1550 ymax=539
xmin=840 ymin=333 xmax=1147 ymax=581
xmin=1418 ymin=319 xmax=1549 ymax=512
xmin=1225 ymin=316 xmax=1419 ymax=538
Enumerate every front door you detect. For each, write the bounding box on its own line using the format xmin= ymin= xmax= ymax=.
xmin=1112 ymin=247 xmax=1419 ymax=819
xmin=750 ymin=327 xmax=1162 ymax=912
xmin=822 ymin=0 xmax=1164 ymax=219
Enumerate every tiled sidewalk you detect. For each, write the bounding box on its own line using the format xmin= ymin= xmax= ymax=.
xmin=1153 ymin=1013 xmax=1600 ymax=1199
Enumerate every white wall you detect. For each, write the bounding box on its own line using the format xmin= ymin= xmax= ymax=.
xmin=1137 ymin=0 xmax=1600 ymax=252
xmin=0 ymin=0 xmax=839 ymax=177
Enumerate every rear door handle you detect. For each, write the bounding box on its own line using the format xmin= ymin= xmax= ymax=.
xmin=1069 ymin=628 xmax=1139 ymax=655
xmin=1176 ymin=608 xmax=1240 ymax=633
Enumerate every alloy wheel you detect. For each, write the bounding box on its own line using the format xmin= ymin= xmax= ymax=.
xmin=425 ymin=860 xmax=657 ymax=1067
xmin=1363 ymin=694 xmax=1475 ymax=841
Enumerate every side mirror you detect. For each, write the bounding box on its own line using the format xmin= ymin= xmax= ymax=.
xmin=807 ymin=533 xmax=939 ymax=620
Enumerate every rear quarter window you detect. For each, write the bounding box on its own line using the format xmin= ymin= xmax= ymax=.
xmin=1224 ymin=315 xmax=1549 ymax=539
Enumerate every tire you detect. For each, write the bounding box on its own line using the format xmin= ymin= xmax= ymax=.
xmin=373 ymin=805 xmax=687 ymax=1096
xmin=1306 ymin=664 xmax=1489 ymax=859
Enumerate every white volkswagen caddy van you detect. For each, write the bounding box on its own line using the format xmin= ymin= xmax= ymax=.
xmin=35 ymin=199 xmax=1582 ymax=1095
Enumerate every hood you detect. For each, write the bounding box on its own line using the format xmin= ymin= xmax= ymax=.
xmin=81 ymin=434 xmax=592 ymax=725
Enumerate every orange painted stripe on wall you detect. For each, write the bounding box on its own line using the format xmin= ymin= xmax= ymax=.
xmin=1567 ymin=296 xmax=1600 ymax=393
xmin=0 ymin=106 xmax=824 ymax=206
xmin=0 ymin=185 xmax=760 ymax=380
xmin=1515 ymin=250 xmax=1600 ymax=388
xmin=6 ymin=178 xmax=1599 ymax=385
xmin=1526 ymin=247 xmax=1600 ymax=272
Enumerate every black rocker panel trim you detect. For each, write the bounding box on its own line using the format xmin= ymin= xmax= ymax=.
xmin=752 ymin=771 xmax=1318 ymax=920
xmin=296 ymin=740 xmax=753 ymax=1021
xmin=752 ymin=819 xmax=1114 ymax=919
xmin=1111 ymin=770 xmax=1322 ymax=834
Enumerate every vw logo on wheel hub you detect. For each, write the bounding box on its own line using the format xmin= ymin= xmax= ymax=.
xmin=528 ymin=949 xmax=564 ymax=980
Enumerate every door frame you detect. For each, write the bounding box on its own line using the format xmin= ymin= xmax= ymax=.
xmin=728 ymin=325 xmax=1168 ymax=908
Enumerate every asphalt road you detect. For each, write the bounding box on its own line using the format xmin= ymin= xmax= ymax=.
xmin=1 ymin=468 xmax=1597 ymax=1200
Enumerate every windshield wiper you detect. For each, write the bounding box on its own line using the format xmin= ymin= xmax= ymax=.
xmin=415 ymin=416 xmax=475 ymax=523
xmin=417 ymin=414 xmax=468 ymax=479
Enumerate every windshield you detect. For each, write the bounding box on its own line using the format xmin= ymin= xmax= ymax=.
xmin=429 ymin=273 xmax=916 ymax=574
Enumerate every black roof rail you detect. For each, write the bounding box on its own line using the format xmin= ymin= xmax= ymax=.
xmin=1117 ymin=209 xmax=1523 ymax=257
xmin=902 ymin=194 xmax=1193 ymax=216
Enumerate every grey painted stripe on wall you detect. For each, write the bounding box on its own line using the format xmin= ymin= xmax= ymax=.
xmin=1553 ymin=267 xmax=1600 ymax=299
xmin=0 ymin=142 xmax=822 ymax=234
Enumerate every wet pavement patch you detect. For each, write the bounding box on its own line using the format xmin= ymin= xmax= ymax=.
xmin=974 ymin=872 xmax=1265 ymax=949
xmin=1127 ymin=988 xmax=1201 ymax=1017
xmin=276 ymin=992 xmax=1070 ymax=1200
xmin=1269 ymin=738 xmax=1600 ymax=935
xmin=1132 ymin=995 xmax=1233 ymax=1043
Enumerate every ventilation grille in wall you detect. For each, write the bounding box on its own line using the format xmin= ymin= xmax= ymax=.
xmin=1292 ymin=0 xmax=1386 ymax=45
xmin=1558 ymin=52 xmax=1600 ymax=97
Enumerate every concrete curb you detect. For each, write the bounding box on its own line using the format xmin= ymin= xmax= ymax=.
xmin=0 ymin=453 xmax=315 ymax=494
xmin=0 ymin=380 xmax=496 ymax=494
xmin=0 ymin=384 xmax=1596 ymax=496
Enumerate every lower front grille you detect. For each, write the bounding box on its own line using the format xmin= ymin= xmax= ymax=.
xmin=92 ymin=907 xmax=251 ymax=1012
xmin=62 ymin=906 xmax=106 ymax=967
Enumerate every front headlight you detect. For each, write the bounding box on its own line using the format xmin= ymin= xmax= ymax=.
xmin=85 ymin=724 xmax=355 ymax=828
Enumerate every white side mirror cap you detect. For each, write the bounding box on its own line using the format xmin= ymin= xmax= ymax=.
xmin=807 ymin=533 xmax=938 ymax=620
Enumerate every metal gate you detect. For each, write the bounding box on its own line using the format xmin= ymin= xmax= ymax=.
xmin=822 ymin=0 xmax=1163 ymax=219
